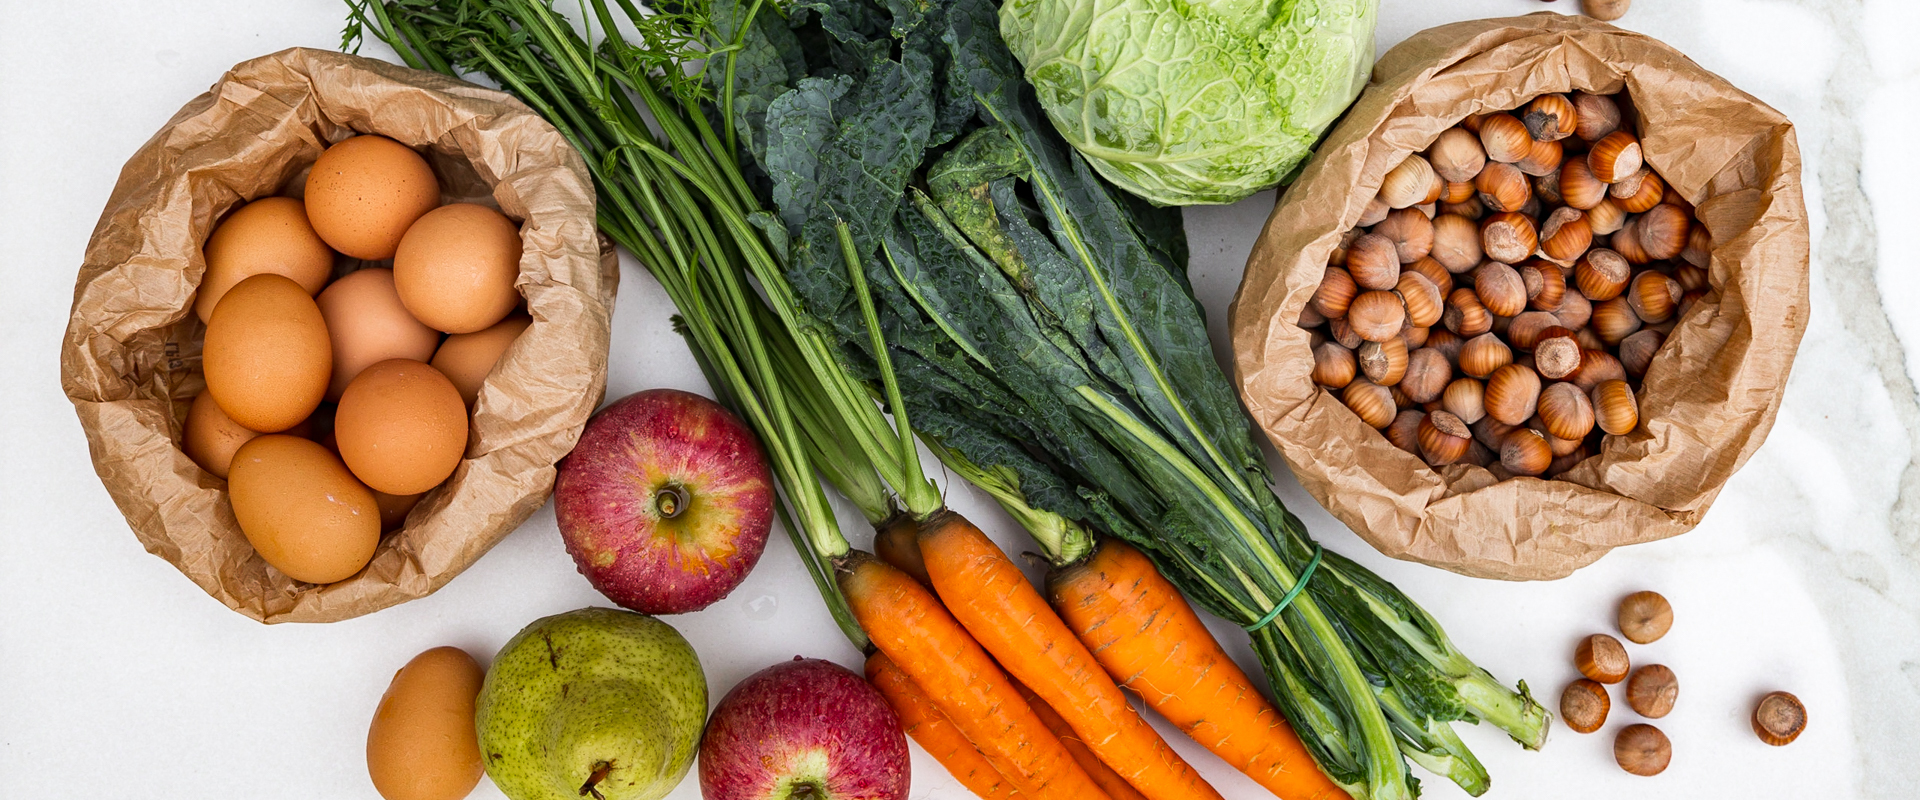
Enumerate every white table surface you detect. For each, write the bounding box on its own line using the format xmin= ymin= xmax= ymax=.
xmin=6 ymin=0 xmax=1917 ymax=798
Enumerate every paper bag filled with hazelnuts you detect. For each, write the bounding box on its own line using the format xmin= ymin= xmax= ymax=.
xmin=1230 ymin=14 xmax=1809 ymax=580
xmin=60 ymin=48 xmax=617 ymax=622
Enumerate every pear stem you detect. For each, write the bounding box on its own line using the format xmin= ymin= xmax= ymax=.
xmin=580 ymin=760 xmax=612 ymax=799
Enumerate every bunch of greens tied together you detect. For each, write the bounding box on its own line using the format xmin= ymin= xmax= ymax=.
xmin=345 ymin=1 xmax=1548 ymax=798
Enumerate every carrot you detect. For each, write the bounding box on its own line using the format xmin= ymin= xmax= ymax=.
xmin=873 ymin=513 xmax=931 ymax=587
xmin=1048 ymin=539 xmax=1351 ymax=800
xmin=1014 ymin=680 xmax=1149 ymax=800
xmin=865 ymin=651 xmax=1022 ymax=800
xmin=917 ymin=511 xmax=1223 ymax=800
xmin=838 ymin=552 xmax=1111 ymax=800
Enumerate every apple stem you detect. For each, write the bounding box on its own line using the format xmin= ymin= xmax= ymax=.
xmin=654 ymin=486 xmax=689 ymax=520
xmin=579 ymin=760 xmax=612 ymax=799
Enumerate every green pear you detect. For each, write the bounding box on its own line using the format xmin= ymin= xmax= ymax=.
xmin=477 ymin=608 xmax=707 ymax=800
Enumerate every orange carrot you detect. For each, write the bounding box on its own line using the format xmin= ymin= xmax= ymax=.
xmin=838 ymin=552 xmax=1111 ymax=800
xmin=865 ymin=651 xmax=1021 ymax=800
xmin=873 ymin=514 xmax=931 ymax=587
xmin=917 ymin=511 xmax=1223 ymax=800
xmin=1049 ymin=539 xmax=1350 ymax=800
xmin=1014 ymin=680 xmax=1149 ymax=800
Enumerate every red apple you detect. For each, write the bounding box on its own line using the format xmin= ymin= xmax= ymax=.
xmin=700 ymin=657 xmax=909 ymax=800
xmin=554 ymin=388 xmax=773 ymax=614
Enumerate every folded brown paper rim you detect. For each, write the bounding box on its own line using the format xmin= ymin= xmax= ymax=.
xmin=1230 ymin=15 xmax=1809 ymax=580
xmin=61 ymin=48 xmax=617 ymax=622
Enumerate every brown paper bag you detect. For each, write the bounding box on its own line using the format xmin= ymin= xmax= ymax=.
xmin=60 ymin=48 xmax=617 ymax=622
xmin=1230 ymin=15 xmax=1809 ymax=580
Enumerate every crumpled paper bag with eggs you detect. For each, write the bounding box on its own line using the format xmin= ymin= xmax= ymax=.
xmin=60 ymin=48 xmax=617 ymax=622
xmin=1230 ymin=15 xmax=1808 ymax=580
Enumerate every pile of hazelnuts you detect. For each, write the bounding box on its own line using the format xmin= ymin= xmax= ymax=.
xmin=1301 ymin=90 xmax=1711 ymax=480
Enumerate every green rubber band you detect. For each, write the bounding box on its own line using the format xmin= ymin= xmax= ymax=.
xmin=1242 ymin=545 xmax=1324 ymax=633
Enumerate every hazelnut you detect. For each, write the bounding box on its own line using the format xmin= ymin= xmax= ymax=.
xmin=1443 ymin=288 xmax=1493 ymax=337
xmin=1537 ymin=382 xmax=1596 ymax=440
xmin=1575 ymin=633 xmax=1630 ymax=683
xmin=1637 ymin=203 xmax=1691 ymax=261
xmin=1473 ymin=261 xmax=1528 ymax=317
xmin=1428 ymin=127 xmax=1488 ymax=183
xmin=1402 ymin=347 xmax=1453 ymax=404
xmin=1553 ymin=290 xmax=1594 ymax=331
xmin=1574 ymin=248 xmax=1631 ymax=301
xmin=1343 ymin=379 xmax=1396 ymax=429
xmin=1481 ymin=212 xmax=1539 ymax=264
xmin=1574 ymin=325 xmax=1607 ymax=353
xmin=1347 ymin=234 xmax=1402 ymax=290
xmin=1533 ymin=327 xmax=1583 ymax=380
xmin=1559 ymin=157 xmax=1609 ymax=210
xmin=1380 ymin=154 xmax=1437 ymax=209
xmin=1311 ymin=341 xmax=1356 ymax=389
xmin=1328 ymin=227 xmax=1362 ymax=266
xmin=1478 ymin=113 xmax=1533 ymax=163
xmin=1419 ymin=410 xmax=1473 ymax=466
xmin=1682 ymin=222 xmax=1712 ymax=268
xmin=1473 ymin=416 xmax=1520 ymax=451
xmin=1583 ymin=0 xmax=1633 ymax=23
xmin=1348 ymin=290 xmax=1408 ymax=343
xmin=1611 ymin=216 xmax=1653 ymax=263
xmin=1395 ymin=271 xmax=1445 ymax=328
xmin=1616 ymin=169 xmax=1666 ymax=212
xmin=1515 ymin=137 xmax=1565 ymax=178
xmin=1485 ymin=364 xmax=1543 ymax=425
xmin=1439 ymin=195 xmax=1487 ymax=221
xmin=1614 ymin=724 xmax=1671 ymax=777
xmin=1627 ymin=664 xmax=1678 ymax=719
xmin=1406 ymin=256 xmax=1456 ymax=296
xmin=1592 ymin=379 xmax=1640 ymax=435
xmin=1375 ymin=208 xmax=1435 ymax=264
xmin=1673 ymin=262 xmax=1709 ymax=294
xmin=1616 ymin=590 xmax=1672 ymax=643
xmin=1619 ymin=329 xmax=1666 ymax=376
xmin=1359 ymin=337 xmax=1409 ymax=386
xmin=1539 ymin=207 xmax=1593 ymax=263
xmin=1522 ymin=93 xmax=1578 ymax=142
xmin=1573 ymin=92 xmax=1622 ymax=141
xmin=1548 ymin=443 xmax=1591 ymax=477
xmin=1560 ymin=678 xmax=1611 ymax=734
xmin=1533 ymin=170 xmax=1565 ymax=206
xmin=1459 ymin=333 xmax=1514 ymax=378
xmin=1475 ymin=161 xmax=1532 ymax=213
xmin=1403 ymin=323 xmax=1430 ymax=349
xmin=1443 ymin=377 xmax=1486 ymax=424
xmin=1328 ymin=316 xmax=1363 ymax=349
xmin=1588 ymin=130 xmax=1644 ymax=184
xmin=1429 ymin=213 xmax=1484 ymax=273
xmin=1385 ymin=409 xmax=1425 ymax=454
xmin=1443 ymin=180 xmax=1476 ymax=204
xmin=1426 ymin=327 xmax=1466 ymax=365
xmin=1591 ymin=296 xmax=1643 ymax=345
xmin=1752 ymin=691 xmax=1807 ymax=746
xmin=1312 ymin=266 xmax=1358 ymax=318
xmin=1506 ymin=310 xmax=1561 ymax=350
xmin=1528 ymin=417 xmax=1583 ymax=457
xmin=1500 ymin=428 xmax=1554 ymax=476
xmin=1627 ymin=271 xmax=1682 ymax=324
xmin=1586 ymin=196 xmax=1628 ymax=235
xmin=1358 ymin=195 xmax=1391 ymax=227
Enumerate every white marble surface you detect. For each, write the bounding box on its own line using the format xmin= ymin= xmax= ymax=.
xmin=3 ymin=0 xmax=1916 ymax=797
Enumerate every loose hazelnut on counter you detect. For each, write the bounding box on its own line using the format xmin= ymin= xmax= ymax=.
xmin=1537 ymin=382 xmax=1596 ymax=440
xmin=1348 ymin=234 xmax=1402 ymax=290
xmin=1359 ymin=337 xmax=1409 ymax=386
xmin=1516 ymin=137 xmax=1565 ymax=178
xmin=1627 ymin=664 xmax=1679 ymax=718
xmin=1485 ymin=364 xmax=1543 ymax=426
xmin=1419 ymin=410 xmax=1473 ymax=466
xmin=1522 ymin=93 xmax=1578 ymax=142
xmin=1753 ymin=691 xmax=1807 ymax=746
xmin=1575 ymin=248 xmax=1631 ymax=301
xmin=1628 ymin=271 xmax=1683 ymax=324
xmin=1614 ymin=724 xmax=1670 ymax=777
xmin=1376 ymin=208 xmax=1435 ymax=264
xmin=1591 ymin=296 xmax=1644 ymax=345
xmin=1482 ymin=212 xmax=1540 ymax=264
xmin=1444 ymin=288 xmax=1494 ymax=337
xmin=1619 ymin=329 xmax=1666 ymax=376
xmin=1589 ymin=130 xmax=1644 ymax=184
xmin=1617 ymin=590 xmax=1673 ymax=643
xmin=1616 ymin=169 xmax=1666 ymax=212
xmin=1349 ymin=291 xmax=1408 ymax=342
xmin=1475 ymin=161 xmax=1532 ymax=214
xmin=1583 ymin=0 xmax=1632 ymax=23
xmin=1312 ymin=341 xmax=1358 ymax=389
xmin=1385 ymin=409 xmax=1425 ymax=454
xmin=1539 ymin=207 xmax=1593 ymax=263
xmin=1638 ymin=203 xmax=1692 ymax=261
xmin=1500 ymin=428 xmax=1554 ymax=476
xmin=1429 ymin=127 xmax=1488 ymax=182
xmin=1682 ymin=222 xmax=1712 ymax=268
xmin=1312 ymin=266 xmax=1358 ymax=319
xmin=1395 ymin=272 xmax=1445 ymax=328
xmin=1478 ymin=113 xmax=1534 ymax=163
xmin=1459 ymin=333 xmax=1514 ymax=378
xmin=1575 ymin=633 xmax=1631 ymax=683
xmin=1593 ymin=379 xmax=1640 ymax=435
xmin=1430 ymin=214 xmax=1483 ymax=273
xmin=1443 ymin=377 xmax=1487 ymax=424
xmin=1559 ymin=157 xmax=1609 ymax=210
xmin=1381 ymin=154 xmax=1438 ymax=209
xmin=1560 ymin=678 xmax=1611 ymax=734
xmin=1343 ymin=379 xmax=1396 ymax=429
xmin=1407 ymin=256 xmax=1456 ymax=296
xmin=1402 ymin=348 xmax=1453 ymax=404
xmin=1573 ymin=92 xmax=1623 ymax=141
xmin=1533 ymin=327 xmax=1583 ymax=380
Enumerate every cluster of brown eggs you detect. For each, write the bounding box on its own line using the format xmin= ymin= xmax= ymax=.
xmin=1300 ymin=90 xmax=1711 ymax=480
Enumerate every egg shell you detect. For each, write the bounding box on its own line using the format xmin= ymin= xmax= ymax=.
xmin=366 ymin=647 xmax=485 ymax=800
xmin=194 ymin=197 xmax=335 ymax=323
xmin=317 ymin=268 xmax=443 ymax=401
xmin=336 ymin=359 xmax=469 ymax=495
xmin=430 ymin=314 xmax=531 ymax=408
xmin=182 ymin=391 xmax=262 ymax=479
xmin=203 ymin=273 xmax=332 ymax=433
xmin=227 ymin=435 xmax=380 ymax=584
xmin=393 ymin=203 xmax=523 ymax=334
xmin=304 ymin=135 xmax=441 ymax=260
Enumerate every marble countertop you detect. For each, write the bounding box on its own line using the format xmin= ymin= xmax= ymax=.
xmin=4 ymin=0 xmax=1915 ymax=797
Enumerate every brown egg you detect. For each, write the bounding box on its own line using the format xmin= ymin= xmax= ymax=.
xmin=203 ymin=274 xmax=332 ymax=433
xmin=304 ymin=135 xmax=441 ymax=260
xmin=373 ymin=490 xmax=425 ymax=533
xmin=317 ymin=268 xmax=443 ymax=401
xmin=336 ymin=359 xmax=469 ymax=495
xmin=182 ymin=391 xmax=263 ymax=479
xmin=367 ymin=647 xmax=485 ymax=800
xmin=195 ymin=197 xmax=335 ymax=323
xmin=227 ymin=435 xmax=380 ymax=584
xmin=393 ymin=204 xmax=523 ymax=334
xmin=430 ymin=314 xmax=532 ymax=408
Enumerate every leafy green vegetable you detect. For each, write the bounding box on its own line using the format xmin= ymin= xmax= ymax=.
xmin=998 ymin=0 xmax=1379 ymax=205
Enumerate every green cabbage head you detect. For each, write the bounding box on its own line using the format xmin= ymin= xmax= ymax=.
xmin=1000 ymin=0 xmax=1378 ymax=205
